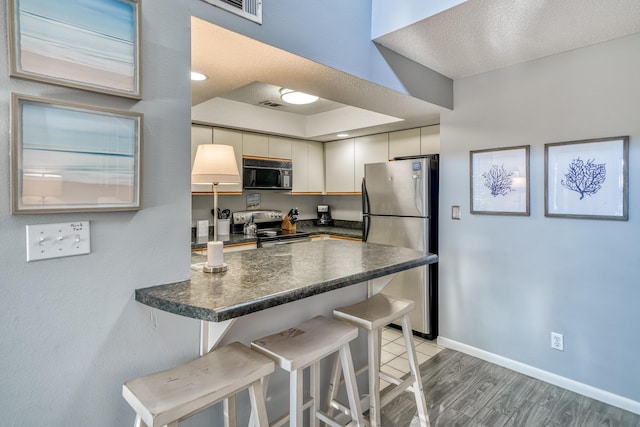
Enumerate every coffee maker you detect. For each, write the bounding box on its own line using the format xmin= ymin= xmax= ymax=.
xmin=316 ymin=205 xmax=333 ymax=226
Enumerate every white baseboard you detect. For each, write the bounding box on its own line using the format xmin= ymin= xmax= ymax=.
xmin=437 ymin=336 xmax=640 ymax=415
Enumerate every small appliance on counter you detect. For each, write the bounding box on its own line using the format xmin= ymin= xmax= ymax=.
xmin=316 ymin=204 xmax=333 ymax=226
xmin=231 ymin=210 xmax=311 ymax=248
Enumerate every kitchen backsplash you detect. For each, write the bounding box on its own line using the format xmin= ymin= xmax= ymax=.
xmin=192 ymin=193 xmax=362 ymax=226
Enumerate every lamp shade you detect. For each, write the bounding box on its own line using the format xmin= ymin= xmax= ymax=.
xmin=191 ymin=144 xmax=240 ymax=184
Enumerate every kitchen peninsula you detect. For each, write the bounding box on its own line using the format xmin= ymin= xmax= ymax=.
xmin=137 ymin=240 xmax=437 ymax=324
xmin=135 ymin=240 xmax=437 ymax=423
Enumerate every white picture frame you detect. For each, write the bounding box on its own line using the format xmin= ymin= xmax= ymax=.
xmin=545 ymin=136 xmax=628 ymax=220
xmin=470 ymin=145 xmax=530 ymax=216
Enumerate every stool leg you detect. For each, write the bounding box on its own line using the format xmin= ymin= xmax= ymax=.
xmin=248 ymin=376 xmax=270 ymax=427
xmin=325 ymin=353 xmax=342 ymax=418
xmin=368 ymin=328 xmax=382 ymax=427
xmin=339 ymin=344 xmax=365 ymax=426
xmin=310 ymin=361 xmax=321 ymax=427
xmin=224 ymin=396 xmax=237 ymax=427
xmin=248 ymin=379 xmax=270 ymax=427
xmin=401 ymin=315 xmax=430 ymax=427
xmin=134 ymin=414 xmax=146 ymax=427
xmin=290 ymin=368 xmax=304 ymax=427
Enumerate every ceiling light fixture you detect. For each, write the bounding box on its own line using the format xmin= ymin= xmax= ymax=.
xmin=191 ymin=71 xmax=207 ymax=81
xmin=279 ymin=88 xmax=319 ymax=105
xmin=337 ymin=133 xmax=349 ymax=138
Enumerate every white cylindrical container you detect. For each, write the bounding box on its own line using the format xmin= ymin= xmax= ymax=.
xmin=217 ymin=219 xmax=230 ymax=236
xmin=207 ymin=241 xmax=224 ymax=267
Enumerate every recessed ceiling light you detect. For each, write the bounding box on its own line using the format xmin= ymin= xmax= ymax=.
xmin=279 ymin=88 xmax=319 ymax=105
xmin=337 ymin=133 xmax=349 ymax=138
xmin=191 ymin=71 xmax=207 ymax=81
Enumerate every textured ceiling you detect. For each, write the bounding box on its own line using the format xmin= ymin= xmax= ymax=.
xmin=375 ymin=0 xmax=640 ymax=79
xmin=191 ymin=1 xmax=640 ymax=139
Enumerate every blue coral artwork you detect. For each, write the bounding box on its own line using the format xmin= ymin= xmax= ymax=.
xmin=471 ymin=146 xmax=530 ymax=215
xmin=545 ymin=137 xmax=628 ymax=220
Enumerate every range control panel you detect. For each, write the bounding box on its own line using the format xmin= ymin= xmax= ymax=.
xmin=232 ymin=210 xmax=283 ymax=224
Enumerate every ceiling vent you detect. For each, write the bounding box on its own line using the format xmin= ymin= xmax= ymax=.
xmin=258 ymin=100 xmax=284 ymax=108
xmin=202 ymin=0 xmax=262 ymax=24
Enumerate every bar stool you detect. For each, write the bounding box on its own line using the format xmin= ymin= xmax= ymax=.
xmin=328 ymin=294 xmax=430 ymax=427
xmin=122 ymin=342 xmax=274 ymax=427
xmin=251 ymin=315 xmax=365 ymax=427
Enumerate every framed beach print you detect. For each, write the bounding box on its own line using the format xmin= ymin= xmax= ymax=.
xmin=470 ymin=145 xmax=530 ymax=216
xmin=7 ymin=0 xmax=141 ymax=99
xmin=11 ymin=94 xmax=143 ymax=214
xmin=545 ymin=136 xmax=628 ymax=220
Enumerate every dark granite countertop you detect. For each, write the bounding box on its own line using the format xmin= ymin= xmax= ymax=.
xmin=136 ymin=240 xmax=437 ymax=322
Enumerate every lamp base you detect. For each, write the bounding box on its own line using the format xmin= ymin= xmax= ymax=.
xmin=203 ymin=262 xmax=228 ymax=273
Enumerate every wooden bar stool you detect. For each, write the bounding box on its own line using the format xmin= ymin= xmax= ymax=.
xmin=122 ymin=342 xmax=274 ymax=427
xmin=328 ymin=294 xmax=430 ymax=427
xmin=251 ymin=315 xmax=365 ymax=427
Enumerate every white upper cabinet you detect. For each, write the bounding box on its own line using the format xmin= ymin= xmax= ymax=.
xmin=307 ymin=141 xmax=325 ymax=193
xmin=268 ymin=136 xmax=292 ymax=160
xmin=325 ymin=138 xmax=356 ymax=193
xmin=292 ymin=140 xmax=324 ymax=194
xmin=242 ymin=132 xmax=269 ymax=158
xmin=420 ymin=125 xmax=440 ymax=155
xmin=388 ymin=128 xmax=421 ymax=159
xmin=191 ymin=125 xmax=213 ymax=193
xmin=191 ymin=125 xmax=243 ymax=194
xmin=243 ymin=133 xmax=292 ymax=159
xmin=213 ymin=128 xmax=243 ymax=193
xmin=354 ymin=134 xmax=388 ymax=192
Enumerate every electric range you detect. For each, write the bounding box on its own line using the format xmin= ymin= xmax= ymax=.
xmin=231 ymin=210 xmax=311 ymax=248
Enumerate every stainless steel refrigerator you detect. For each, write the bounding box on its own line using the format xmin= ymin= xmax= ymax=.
xmin=362 ymin=156 xmax=438 ymax=339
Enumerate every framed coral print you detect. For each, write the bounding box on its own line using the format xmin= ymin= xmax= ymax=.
xmin=7 ymin=0 xmax=141 ymax=99
xmin=470 ymin=145 xmax=530 ymax=216
xmin=545 ymin=136 xmax=628 ymax=220
xmin=11 ymin=94 xmax=143 ymax=214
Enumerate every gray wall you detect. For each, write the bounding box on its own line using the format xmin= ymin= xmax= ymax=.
xmin=0 ymin=2 xmax=195 ymax=426
xmin=0 ymin=1 xmax=425 ymax=425
xmin=439 ymin=32 xmax=640 ymax=403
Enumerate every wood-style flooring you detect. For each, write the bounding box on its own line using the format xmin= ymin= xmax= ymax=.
xmin=380 ymin=347 xmax=640 ymax=427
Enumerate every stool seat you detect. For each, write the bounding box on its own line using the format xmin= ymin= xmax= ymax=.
xmin=252 ymin=316 xmax=364 ymax=427
xmin=252 ymin=315 xmax=358 ymax=371
xmin=330 ymin=294 xmax=430 ymax=427
xmin=332 ymin=293 xmax=415 ymax=330
xmin=123 ymin=342 xmax=274 ymax=427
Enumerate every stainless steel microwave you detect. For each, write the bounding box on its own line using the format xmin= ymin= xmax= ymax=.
xmin=243 ymin=158 xmax=292 ymax=190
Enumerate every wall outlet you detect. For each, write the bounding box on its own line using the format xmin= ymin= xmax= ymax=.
xmin=551 ymin=332 xmax=564 ymax=351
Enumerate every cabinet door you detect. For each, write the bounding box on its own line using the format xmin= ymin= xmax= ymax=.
xmin=325 ymin=138 xmax=355 ymax=193
xmin=243 ymin=132 xmax=269 ymax=158
xmin=213 ymin=128 xmax=243 ymax=193
xmin=268 ymin=136 xmax=292 ymax=160
xmin=420 ymin=125 xmax=440 ymax=155
xmin=191 ymin=125 xmax=213 ymax=193
xmin=389 ymin=128 xmax=420 ymax=159
xmin=354 ymin=133 xmax=388 ymax=192
xmin=291 ymin=139 xmax=309 ymax=193
xmin=307 ymin=141 xmax=325 ymax=193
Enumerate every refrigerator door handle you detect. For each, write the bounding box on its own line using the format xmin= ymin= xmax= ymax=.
xmin=362 ymin=177 xmax=370 ymax=242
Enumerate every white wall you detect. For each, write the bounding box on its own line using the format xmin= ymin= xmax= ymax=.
xmin=439 ymin=32 xmax=640 ymax=407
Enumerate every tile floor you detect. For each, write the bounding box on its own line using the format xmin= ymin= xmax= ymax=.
xmin=379 ymin=326 xmax=443 ymax=390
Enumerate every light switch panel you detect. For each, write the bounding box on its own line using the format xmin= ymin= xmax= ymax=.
xmin=26 ymin=221 xmax=91 ymax=262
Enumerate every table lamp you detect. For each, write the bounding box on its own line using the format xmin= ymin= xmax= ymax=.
xmin=191 ymin=145 xmax=240 ymax=272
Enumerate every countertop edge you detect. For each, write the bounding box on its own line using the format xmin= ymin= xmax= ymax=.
xmin=135 ymin=252 xmax=437 ymax=322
